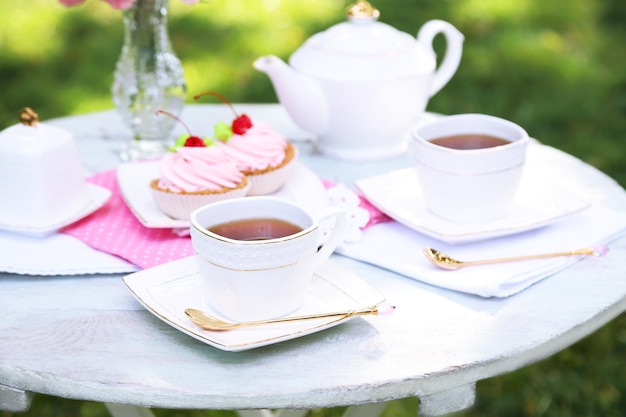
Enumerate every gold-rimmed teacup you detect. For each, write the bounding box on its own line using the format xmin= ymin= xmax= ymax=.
xmin=411 ymin=113 xmax=530 ymax=223
xmin=190 ymin=196 xmax=347 ymax=322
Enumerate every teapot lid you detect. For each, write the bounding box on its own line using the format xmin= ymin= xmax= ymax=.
xmin=289 ymin=0 xmax=435 ymax=81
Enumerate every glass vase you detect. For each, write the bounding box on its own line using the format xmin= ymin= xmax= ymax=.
xmin=112 ymin=0 xmax=186 ymax=161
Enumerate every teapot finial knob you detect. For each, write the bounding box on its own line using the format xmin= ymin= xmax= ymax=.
xmin=19 ymin=107 xmax=39 ymax=127
xmin=346 ymin=0 xmax=380 ymax=20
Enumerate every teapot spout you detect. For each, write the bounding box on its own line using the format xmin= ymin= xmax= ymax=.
xmin=253 ymin=55 xmax=328 ymax=135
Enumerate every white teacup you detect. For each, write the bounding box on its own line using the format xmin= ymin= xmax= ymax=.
xmin=189 ymin=196 xmax=347 ymax=322
xmin=411 ymin=113 xmax=530 ymax=223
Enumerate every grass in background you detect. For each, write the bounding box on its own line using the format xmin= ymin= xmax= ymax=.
xmin=1 ymin=1 xmax=625 ymax=416
xmin=1 ymin=0 xmax=624 ymax=184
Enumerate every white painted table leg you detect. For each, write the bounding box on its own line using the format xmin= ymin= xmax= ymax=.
xmin=274 ymin=410 xmax=310 ymax=417
xmin=0 ymin=384 xmax=33 ymax=412
xmin=105 ymin=403 xmax=157 ymax=417
xmin=341 ymin=401 xmax=388 ymax=417
xmin=237 ymin=404 xmax=388 ymax=417
xmin=237 ymin=410 xmax=275 ymax=417
xmin=418 ymin=383 xmax=476 ymax=417
xmin=237 ymin=410 xmax=308 ymax=417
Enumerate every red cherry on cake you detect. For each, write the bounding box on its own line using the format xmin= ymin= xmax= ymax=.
xmin=231 ymin=113 xmax=252 ymax=135
xmin=183 ymin=136 xmax=206 ymax=147
xmin=156 ymin=110 xmax=206 ymax=148
xmin=193 ymin=91 xmax=253 ymax=135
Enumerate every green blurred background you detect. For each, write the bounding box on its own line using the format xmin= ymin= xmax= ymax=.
xmin=1 ymin=0 xmax=625 ymax=416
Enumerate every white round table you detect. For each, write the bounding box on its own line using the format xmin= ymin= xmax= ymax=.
xmin=1 ymin=104 xmax=625 ymax=417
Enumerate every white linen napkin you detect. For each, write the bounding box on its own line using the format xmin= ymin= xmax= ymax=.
xmin=0 ymin=231 xmax=137 ymax=276
xmin=337 ymin=205 xmax=626 ymax=297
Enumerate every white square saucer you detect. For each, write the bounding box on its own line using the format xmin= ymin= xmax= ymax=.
xmin=0 ymin=183 xmax=111 ymax=236
xmin=356 ymin=167 xmax=590 ymax=244
xmin=123 ymin=257 xmax=387 ymax=352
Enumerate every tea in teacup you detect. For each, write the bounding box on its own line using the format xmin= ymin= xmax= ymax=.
xmin=412 ymin=114 xmax=529 ymax=223
xmin=429 ymin=134 xmax=510 ymax=150
xmin=208 ymin=218 xmax=303 ymax=241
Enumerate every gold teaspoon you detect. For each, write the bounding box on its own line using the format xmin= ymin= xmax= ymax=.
xmin=185 ymin=302 xmax=395 ymax=331
xmin=423 ymin=245 xmax=608 ymax=271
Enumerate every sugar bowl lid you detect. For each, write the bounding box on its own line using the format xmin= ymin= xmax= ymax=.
xmin=289 ymin=0 xmax=435 ymax=81
xmin=0 ymin=108 xmax=73 ymax=152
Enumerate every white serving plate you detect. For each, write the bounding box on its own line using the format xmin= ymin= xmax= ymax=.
xmin=0 ymin=183 xmax=111 ymax=236
xmin=117 ymin=161 xmax=327 ymax=228
xmin=0 ymin=231 xmax=137 ymax=276
xmin=123 ymin=256 xmax=387 ymax=352
xmin=356 ymin=167 xmax=591 ymax=244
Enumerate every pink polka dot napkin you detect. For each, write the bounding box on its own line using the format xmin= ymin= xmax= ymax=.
xmin=62 ymin=169 xmax=194 ymax=269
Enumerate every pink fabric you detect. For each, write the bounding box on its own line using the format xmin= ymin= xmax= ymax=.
xmin=62 ymin=170 xmax=194 ymax=269
xmin=321 ymin=179 xmax=392 ymax=228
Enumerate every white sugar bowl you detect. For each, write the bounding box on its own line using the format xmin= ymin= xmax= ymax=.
xmin=0 ymin=108 xmax=89 ymax=229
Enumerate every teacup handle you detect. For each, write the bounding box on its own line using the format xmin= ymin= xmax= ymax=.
xmin=417 ymin=19 xmax=465 ymax=97
xmin=313 ymin=208 xmax=348 ymax=269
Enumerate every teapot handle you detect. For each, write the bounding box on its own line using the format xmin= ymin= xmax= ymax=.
xmin=417 ymin=20 xmax=464 ymax=97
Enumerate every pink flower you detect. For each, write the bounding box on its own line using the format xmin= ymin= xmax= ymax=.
xmin=103 ymin=0 xmax=135 ymax=9
xmin=59 ymin=0 xmax=198 ymax=9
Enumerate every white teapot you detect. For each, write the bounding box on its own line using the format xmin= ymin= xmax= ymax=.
xmin=254 ymin=0 xmax=464 ymax=160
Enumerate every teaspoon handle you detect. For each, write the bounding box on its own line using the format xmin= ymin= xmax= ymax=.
xmin=186 ymin=303 xmax=394 ymax=331
xmin=231 ymin=305 xmax=381 ymax=328
xmin=463 ymin=247 xmax=597 ymax=268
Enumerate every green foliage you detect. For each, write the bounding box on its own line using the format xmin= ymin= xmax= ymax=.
xmin=0 ymin=1 xmax=624 ymax=416
xmin=1 ymin=0 xmax=625 ymax=186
